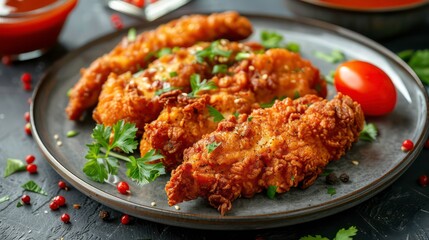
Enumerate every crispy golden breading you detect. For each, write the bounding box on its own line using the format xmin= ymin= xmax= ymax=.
xmin=140 ymin=48 xmax=326 ymax=170
xmin=93 ymin=41 xmax=259 ymax=133
xmin=165 ymin=93 xmax=364 ymax=215
xmin=66 ymin=12 xmax=253 ymax=120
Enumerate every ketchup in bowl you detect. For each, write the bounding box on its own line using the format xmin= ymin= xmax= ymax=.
xmin=0 ymin=0 xmax=78 ymax=59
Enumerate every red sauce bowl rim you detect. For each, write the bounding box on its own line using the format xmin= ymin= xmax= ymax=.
xmin=0 ymin=0 xmax=72 ymax=18
xmin=300 ymin=0 xmax=429 ymax=12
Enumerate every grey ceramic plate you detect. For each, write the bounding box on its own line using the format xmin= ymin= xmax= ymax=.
xmin=31 ymin=14 xmax=429 ymax=230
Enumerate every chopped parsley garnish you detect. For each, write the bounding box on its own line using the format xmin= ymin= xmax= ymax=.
xmin=188 ymin=74 xmax=217 ymax=97
xmin=260 ymin=96 xmax=285 ymax=108
xmin=207 ymin=105 xmax=224 ymax=122
xmin=325 ymin=70 xmax=336 ymax=84
xmin=261 ymin=31 xmax=284 ymax=49
xmin=155 ymin=86 xmax=181 ymax=96
xmin=327 ymin=186 xmax=336 ymax=196
xmin=233 ymin=111 xmax=240 ymax=118
xmin=66 ymin=130 xmax=79 ymax=138
xmin=156 ymin=48 xmax=172 ymax=58
xmin=4 ymin=158 xmax=26 ymax=178
xmin=195 ymin=41 xmax=232 ymax=63
xmin=126 ymin=150 xmax=165 ymax=185
xmin=127 ymin=28 xmax=137 ymax=42
xmin=21 ymin=180 xmax=48 ymax=196
xmin=260 ymin=30 xmax=300 ymax=52
xmin=267 ymin=185 xmax=277 ymax=199
xmin=169 ymin=71 xmax=178 ymax=77
xmin=207 ymin=141 xmax=221 ymax=153
xmin=212 ymin=64 xmax=228 ymax=74
xmin=0 ymin=195 xmax=10 ymax=204
xmin=398 ymin=49 xmax=429 ymax=85
xmin=247 ymin=116 xmax=253 ymax=122
xmin=83 ymin=120 xmax=165 ymax=184
xmin=17 ymin=201 xmax=24 ymax=208
xmin=314 ymin=50 xmax=345 ymax=63
xmin=286 ymin=42 xmax=300 ymax=53
xmin=235 ymin=52 xmax=251 ymax=61
xmin=300 ymin=226 xmax=358 ymax=240
xmin=359 ymin=122 xmax=377 ymax=142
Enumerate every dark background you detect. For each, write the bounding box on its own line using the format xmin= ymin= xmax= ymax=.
xmin=1 ymin=0 xmax=429 ymax=239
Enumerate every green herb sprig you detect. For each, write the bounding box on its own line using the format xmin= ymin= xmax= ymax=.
xmin=188 ymin=74 xmax=217 ymax=97
xmin=195 ymin=41 xmax=232 ymax=63
xmin=83 ymin=120 xmax=165 ymax=185
xmin=398 ymin=49 xmax=429 ymax=85
xmin=314 ymin=50 xmax=345 ymax=63
xmin=207 ymin=105 xmax=224 ymax=122
xmin=300 ymin=226 xmax=358 ymax=240
xmin=359 ymin=122 xmax=377 ymax=142
xmin=260 ymin=31 xmax=300 ymax=52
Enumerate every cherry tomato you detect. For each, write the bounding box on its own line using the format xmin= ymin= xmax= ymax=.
xmin=334 ymin=60 xmax=397 ymax=116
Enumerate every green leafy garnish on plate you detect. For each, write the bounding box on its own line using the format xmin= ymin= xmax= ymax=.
xmin=188 ymin=74 xmax=217 ymax=97
xmin=359 ymin=122 xmax=377 ymax=142
xmin=207 ymin=105 xmax=224 ymax=122
xmin=314 ymin=49 xmax=345 ymax=63
xmin=83 ymin=120 xmax=165 ymax=184
xmin=207 ymin=142 xmax=221 ymax=154
xmin=398 ymin=49 xmax=429 ymax=85
xmin=267 ymin=185 xmax=277 ymax=199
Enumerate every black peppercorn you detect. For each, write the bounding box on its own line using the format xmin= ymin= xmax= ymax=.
xmin=325 ymin=172 xmax=339 ymax=185
xmin=339 ymin=173 xmax=350 ymax=183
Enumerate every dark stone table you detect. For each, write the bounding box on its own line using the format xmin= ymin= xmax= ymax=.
xmin=1 ymin=0 xmax=429 ymax=239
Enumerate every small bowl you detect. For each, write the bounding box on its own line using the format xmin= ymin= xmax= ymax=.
xmin=286 ymin=0 xmax=429 ymax=40
xmin=0 ymin=0 xmax=78 ymax=60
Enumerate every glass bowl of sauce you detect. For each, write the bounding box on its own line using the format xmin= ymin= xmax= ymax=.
xmin=0 ymin=0 xmax=78 ymax=60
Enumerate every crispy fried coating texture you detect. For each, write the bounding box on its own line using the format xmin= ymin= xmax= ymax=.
xmin=92 ymin=45 xmax=212 ymax=133
xmin=165 ymin=93 xmax=364 ymax=215
xmin=66 ymin=11 xmax=253 ymax=120
xmin=140 ymin=48 xmax=326 ymax=170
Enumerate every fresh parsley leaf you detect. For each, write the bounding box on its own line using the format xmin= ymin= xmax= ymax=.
xmin=195 ymin=41 xmax=232 ymax=63
xmin=247 ymin=116 xmax=253 ymax=122
xmin=406 ymin=49 xmax=429 ymax=85
xmin=327 ymin=186 xmax=336 ymax=196
xmin=207 ymin=105 xmax=224 ymax=122
xmin=233 ymin=111 xmax=239 ymax=118
xmin=169 ymin=71 xmax=178 ymax=77
xmin=207 ymin=142 xmax=221 ymax=154
xmin=188 ymin=74 xmax=217 ymax=97
xmin=156 ymin=48 xmax=172 ymax=58
xmin=286 ymin=42 xmax=300 ymax=53
xmin=17 ymin=201 xmax=24 ymax=208
xmin=21 ymin=180 xmax=48 ymax=196
xmin=0 ymin=195 xmax=10 ymax=204
xmin=261 ymin=31 xmax=284 ymax=49
xmin=235 ymin=52 xmax=251 ymax=61
xmin=91 ymin=124 xmax=111 ymax=150
xmin=155 ymin=86 xmax=181 ymax=96
xmin=111 ymin=120 xmax=139 ymax=154
xmin=127 ymin=28 xmax=137 ymax=42
xmin=334 ymin=226 xmax=358 ymax=240
xmin=4 ymin=158 xmax=26 ymax=177
xmin=66 ymin=130 xmax=79 ymax=138
xmin=212 ymin=64 xmax=228 ymax=74
xmin=300 ymin=226 xmax=358 ymax=240
xmin=267 ymin=185 xmax=277 ymax=199
xmin=83 ymin=156 xmax=116 ymax=183
xmin=314 ymin=50 xmax=345 ymax=63
xmin=260 ymin=99 xmax=276 ymax=109
xmin=359 ymin=122 xmax=377 ymax=142
xmin=325 ymin=70 xmax=335 ymax=85
xmin=126 ymin=149 xmax=165 ymax=185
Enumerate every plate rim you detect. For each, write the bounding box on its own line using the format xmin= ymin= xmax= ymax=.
xmin=31 ymin=12 xmax=429 ymax=230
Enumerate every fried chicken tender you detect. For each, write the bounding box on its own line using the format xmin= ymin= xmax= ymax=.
xmin=165 ymin=93 xmax=364 ymax=215
xmin=140 ymin=47 xmax=326 ymax=170
xmin=66 ymin=11 xmax=253 ymax=120
xmin=93 ymin=41 xmax=259 ymax=133
xmin=92 ymin=45 xmax=212 ymax=133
